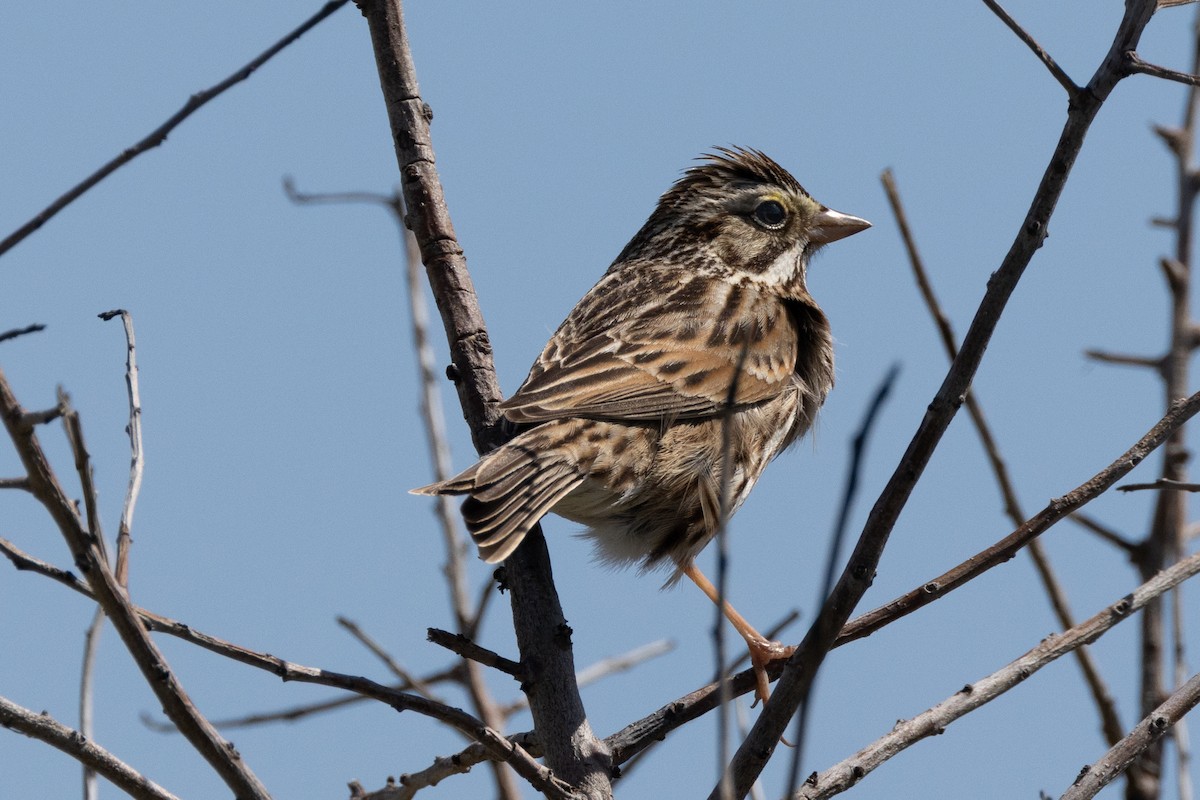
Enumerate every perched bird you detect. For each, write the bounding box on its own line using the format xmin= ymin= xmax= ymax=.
xmin=414 ymin=147 xmax=869 ymax=701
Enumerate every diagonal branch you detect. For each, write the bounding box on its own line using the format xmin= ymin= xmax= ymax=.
xmin=981 ymin=0 xmax=1079 ymax=96
xmin=1061 ymin=673 xmax=1200 ymax=799
xmin=0 ymin=695 xmax=181 ymax=800
xmin=1126 ymin=50 xmax=1200 ymax=87
xmin=0 ymin=1 xmax=349 ymax=259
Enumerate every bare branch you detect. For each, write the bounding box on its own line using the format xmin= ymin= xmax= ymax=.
xmin=0 ymin=536 xmax=83 ymax=588
xmin=1126 ymin=50 xmax=1200 ymax=87
xmin=287 ymin=179 xmax=517 ymax=797
xmin=0 ymin=323 xmax=46 ymax=343
xmin=788 ymin=363 xmax=899 ymax=790
xmin=426 ymin=628 xmax=522 ymax=679
xmin=0 ymin=370 xmax=271 ymax=799
xmin=1061 ymin=672 xmax=1200 ymax=799
xmin=80 ymin=608 xmax=104 ymax=800
xmin=1119 ymin=478 xmax=1200 ymax=492
xmin=0 ymin=695 xmax=180 ymax=800
xmin=143 ymin=668 xmax=461 ymax=732
xmin=356 ymin=732 xmax=540 ymax=800
xmin=59 ymin=389 xmax=107 ymax=565
xmin=1070 ymin=512 xmax=1141 ymax=554
xmin=839 ymin=391 xmax=1200 ymax=645
xmin=338 ymin=617 xmax=443 ymax=702
xmin=1084 ymin=349 xmax=1165 ymax=372
xmin=795 ymin=550 xmax=1200 ymax=799
xmin=981 ymin=0 xmax=1078 ymax=96
xmin=501 ymin=640 xmax=676 ymax=717
xmin=99 ymin=309 xmax=144 ymax=587
xmin=0 ymin=1 xmax=350 ymax=259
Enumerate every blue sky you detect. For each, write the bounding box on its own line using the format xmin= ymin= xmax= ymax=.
xmin=2 ymin=2 xmax=1198 ymax=798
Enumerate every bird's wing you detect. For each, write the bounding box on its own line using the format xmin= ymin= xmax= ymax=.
xmin=500 ymin=271 xmax=799 ymax=423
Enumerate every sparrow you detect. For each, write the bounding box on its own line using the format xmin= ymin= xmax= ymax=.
xmin=414 ymin=147 xmax=869 ymax=701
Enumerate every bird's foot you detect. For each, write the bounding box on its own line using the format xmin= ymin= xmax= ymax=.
xmin=747 ymin=637 xmax=795 ymax=707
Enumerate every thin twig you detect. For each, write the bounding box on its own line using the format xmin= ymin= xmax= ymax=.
xmin=839 ymin=391 xmax=1200 ymax=645
xmin=357 ymin=732 xmax=540 ymax=800
xmin=1173 ymin=582 xmax=1194 ymax=800
xmin=795 ymin=550 xmax=1200 ymax=799
xmin=0 ymin=695 xmax=180 ymax=800
xmin=142 ymin=668 xmax=461 ymax=732
xmin=338 ymin=617 xmax=442 ymax=702
xmin=501 ymin=639 xmax=676 ymax=717
xmin=787 ymin=364 xmax=899 ymax=793
xmin=99 ymin=310 xmax=143 ymax=587
xmin=0 ymin=537 xmax=83 ymax=588
xmin=1126 ymin=51 xmax=1200 ymax=87
xmin=1084 ymin=349 xmax=1165 ymax=372
xmin=1070 ymin=511 xmax=1141 ymax=554
xmin=80 ymin=608 xmax=104 ymax=800
xmin=1127 ymin=9 xmax=1200 ymax=793
xmin=287 ymin=180 xmax=515 ymax=797
xmin=59 ymin=389 xmax=108 ymax=565
xmin=715 ymin=343 xmax=751 ymax=800
xmin=0 ymin=323 xmax=46 ymax=343
xmin=426 ymin=628 xmax=522 ymax=679
xmin=0 ymin=0 xmax=349 ymax=258
xmin=981 ymin=0 xmax=1079 ymax=96
xmin=1061 ymin=671 xmax=1200 ymax=799
xmin=1119 ymin=478 xmax=1200 ymax=492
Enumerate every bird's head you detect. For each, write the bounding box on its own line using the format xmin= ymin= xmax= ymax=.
xmin=614 ymin=147 xmax=869 ymax=294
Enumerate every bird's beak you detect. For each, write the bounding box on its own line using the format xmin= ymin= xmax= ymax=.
xmin=810 ymin=207 xmax=871 ymax=245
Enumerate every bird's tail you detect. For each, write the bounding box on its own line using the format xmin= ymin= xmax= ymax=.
xmin=411 ymin=440 xmax=585 ymax=563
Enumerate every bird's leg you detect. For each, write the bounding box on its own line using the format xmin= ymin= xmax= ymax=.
xmin=681 ymin=561 xmax=794 ymax=705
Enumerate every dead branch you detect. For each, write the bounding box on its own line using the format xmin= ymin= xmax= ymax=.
xmin=1061 ymin=671 xmax=1200 ymax=799
xmin=0 ymin=1 xmax=350 ymax=259
xmin=0 ymin=695 xmax=180 ymax=800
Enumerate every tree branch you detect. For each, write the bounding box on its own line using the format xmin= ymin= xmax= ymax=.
xmin=981 ymin=0 xmax=1079 ymax=96
xmin=0 ymin=1 xmax=350 ymax=259
xmin=0 ymin=695 xmax=180 ymax=800
xmin=1061 ymin=671 xmax=1200 ymax=799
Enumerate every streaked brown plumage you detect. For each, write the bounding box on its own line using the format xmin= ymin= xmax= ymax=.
xmin=414 ymin=147 xmax=869 ymax=700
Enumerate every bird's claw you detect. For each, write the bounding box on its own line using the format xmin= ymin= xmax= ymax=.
xmin=747 ymin=638 xmax=795 ymax=707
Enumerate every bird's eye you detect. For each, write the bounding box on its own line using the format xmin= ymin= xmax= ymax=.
xmin=752 ymin=199 xmax=787 ymax=229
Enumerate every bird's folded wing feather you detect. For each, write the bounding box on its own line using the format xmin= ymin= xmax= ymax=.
xmin=500 ymin=277 xmax=798 ymax=423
